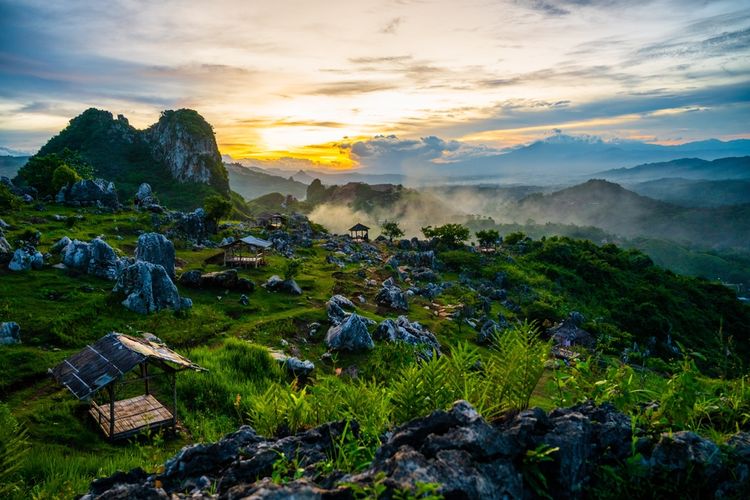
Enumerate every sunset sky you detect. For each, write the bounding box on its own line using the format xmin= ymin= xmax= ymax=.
xmin=1 ymin=0 xmax=749 ymax=169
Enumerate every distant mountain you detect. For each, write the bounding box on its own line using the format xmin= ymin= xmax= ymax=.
xmin=0 ymin=155 xmax=29 ymax=178
xmin=514 ymin=179 xmax=750 ymax=250
xmin=595 ymin=157 xmax=750 ymax=183
xmin=352 ymin=134 xmax=750 ymax=182
xmin=629 ymin=178 xmax=750 ymax=207
xmin=29 ymin=108 xmax=229 ymax=209
xmin=226 ymin=162 xmax=307 ymax=200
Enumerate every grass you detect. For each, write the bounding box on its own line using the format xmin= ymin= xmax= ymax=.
xmin=1 ymin=203 xmax=749 ymax=497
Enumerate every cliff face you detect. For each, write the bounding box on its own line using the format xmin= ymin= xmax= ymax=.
xmin=146 ymin=109 xmax=229 ymax=193
xmin=29 ymin=108 xmax=230 ymax=209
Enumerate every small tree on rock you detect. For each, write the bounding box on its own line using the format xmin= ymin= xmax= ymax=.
xmin=204 ymin=194 xmax=232 ymax=223
xmin=421 ymin=224 xmax=470 ymax=247
xmin=476 ymin=229 xmax=500 ymax=248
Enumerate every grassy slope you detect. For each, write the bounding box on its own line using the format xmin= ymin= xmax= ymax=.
xmin=1 ymin=202 xmax=749 ymax=497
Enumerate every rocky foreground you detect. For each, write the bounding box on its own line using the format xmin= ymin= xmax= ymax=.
xmin=83 ymin=401 xmax=749 ymax=499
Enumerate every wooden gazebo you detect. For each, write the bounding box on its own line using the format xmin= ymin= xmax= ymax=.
xmin=51 ymin=333 xmax=204 ymax=441
xmin=257 ymin=212 xmax=285 ymax=229
xmin=220 ymin=235 xmax=273 ymax=268
xmin=349 ymin=223 xmax=370 ymax=242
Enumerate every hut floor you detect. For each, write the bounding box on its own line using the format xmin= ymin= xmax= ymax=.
xmin=90 ymin=394 xmax=173 ymax=439
xmin=226 ymin=256 xmax=265 ymax=267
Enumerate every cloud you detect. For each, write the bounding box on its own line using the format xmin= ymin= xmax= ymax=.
xmin=305 ymin=80 xmax=398 ymax=96
xmin=380 ymin=17 xmax=403 ymax=34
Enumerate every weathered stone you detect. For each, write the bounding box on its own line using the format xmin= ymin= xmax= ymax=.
xmin=374 ymin=316 xmax=441 ymax=356
xmin=50 ymin=236 xmax=72 ymax=254
xmin=0 ymin=322 xmax=21 ymax=345
xmin=113 ymin=261 xmax=189 ymax=314
xmin=135 ymin=233 xmax=175 ymax=279
xmin=56 ymin=178 xmax=119 ymax=208
xmin=650 ymin=431 xmax=722 ymax=482
xmin=87 ymin=238 xmax=120 ymax=280
xmin=0 ymin=236 xmax=12 ymax=264
xmin=375 ymin=277 xmax=408 ymax=311
xmin=324 ymin=313 xmax=374 ymax=352
xmin=134 ymin=183 xmax=159 ymax=208
xmin=265 ymin=275 xmax=302 ymax=295
xmin=8 ymin=247 xmax=41 ymax=272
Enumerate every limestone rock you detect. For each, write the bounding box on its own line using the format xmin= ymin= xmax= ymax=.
xmin=135 ymin=233 xmax=175 ymax=279
xmin=324 ymin=313 xmax=374 ymax=352
xmin=0 ymin=322 xmax=21 ymax=345
xmin=113 ymin=261 xmax=189 ymax=314
xmin=56 ymin=178 xmax=119 ymax=208
xmin=375 ymin=277 xmax=408 ymax=311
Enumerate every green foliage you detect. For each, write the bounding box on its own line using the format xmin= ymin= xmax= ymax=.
xmin=381 ymin=219 xmax=405 ymax=241
xmin=503 ymin=231 xmax=527 ymax=245
xmin=438 ymin=250 xmax=481 ymax=273
xmin=421 ymin=223 xmax=470 ymax=247
xmin=0 ymin=403 xmax=29 ymax=497
xmin=0 ymin=183 xmax=21 ymax=211
xmin=284 ymin=258 xmax=303 ymax=281
xmin=16 ymin=148 xmax=92 ymax=196
xmin=204 ymin=194 xmax=232 ymax=223
xmin=51 ymin=164 xmax=82 ymax=192
xmin=522 ymin=444 xmax=559 ymax=499
xmin=475 ymin=229 xmax=500 ymax=247
xmin=271 ymin=451 xmax=304 ymax=485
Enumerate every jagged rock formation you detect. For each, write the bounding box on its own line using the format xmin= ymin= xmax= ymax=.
xmin=0 ymin=322 xmax=21 ymax=345
xmin=375 ymin=277 xmax=409 ymax=311
xmin=81 ymin=401 xmax=750 ymax=499
xmin=56 ymin=178 xmax=119 ymax=208
xmin=135 ymin=233 xmax=176 ymax=279
xmin=112 ymin=261 xmax=191 ymax=314
xmin=374 ymin=316 xmax=441 ymax=356
xmin=146 ymin=109 xmax=229 ymax=193
xmin=62 ymin=238 xmax=128 ymax=280
xmin=324 ymin=313 xmax=374 ymax=351
xmin=8 ymin=246 xmax=43 ymax=272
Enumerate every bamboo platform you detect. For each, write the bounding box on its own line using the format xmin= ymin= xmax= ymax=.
xmin=225 ymin=255 xmax=265 ymax=268
xmin=90 ymin=394 xmax=173 ymax=439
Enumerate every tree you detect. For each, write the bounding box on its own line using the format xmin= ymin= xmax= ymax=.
xmin=381 ymin=220 xmax=404 ymax=241
xmin=421 ymin=223 xmax=470 ymax=247
xmin=51 ymin=165 xmax=82 ymax=192
xmin=476 ymin=229 xmax=500 ymax=248
xmin=204 ymin=194 xmax=232 ymax=223
xmin=16 ymin=148 xmax=93 ymax=196
xmin=504 ymin=231 xmax=527 ymax=246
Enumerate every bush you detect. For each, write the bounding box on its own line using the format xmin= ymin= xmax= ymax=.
xmin=422 ymin=224 xmax=470 ymax=247
xmin=284 ymin=259 xmax=303 ymax=280
xmin=16 ymin=148 xmax=92 ymax=196
xmin=0 ymin=403 xmax=29 ymax=497
xmin=51 ymin=164 xmax=82 ymax=192
xmin=0 ymin=184 xmax=21 ymax=211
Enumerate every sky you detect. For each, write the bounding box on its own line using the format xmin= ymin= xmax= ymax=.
xmin=1 ymin=0 xmax=749 ymax=170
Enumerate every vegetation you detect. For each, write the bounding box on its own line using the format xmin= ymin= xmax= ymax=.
xmin=381 ymin=220 xmax=405 ymax=241
xmin=0 ymin=183 xmax=21 ymax=211
xmin=422 ymin=223 xmax=470 ymax=247
xmin=475 ymin=228 xmax=500 ymax=247
xmin=204 ymin=194 xmax=232 ymax=224
xmin=15 ymin=148 xmax=92 ymax=197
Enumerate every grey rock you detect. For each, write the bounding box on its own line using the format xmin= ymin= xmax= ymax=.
xmin=56 ymin=178 xmax=119 ymax=208
xmin=239 ymin=294 xmax=249 ymax=306
xmin=0 ymin=237 xmax=12 ymax=264
xmin=113 ymin=261 xmax=189 ymax=314
xmin=375 ymin=277 xmax=408 ymax=311
xmin=50 ymin=236 xmax=72 ymax=254
xmin=650 ymin=431 xmax=722 ymax=481
xmin=374 ymin=316 xmax=441 ymax=356
xmin=135 ymin=233 xmax=175 ymax=279
xmin=0 ymin=322 xmax=21 ymax=345
xmin=9 ymin=248 xmax=38 ymax=272
xmin=324 ymin=313 xmax=374 ymax=352
xmin=265 ymin=275 xmax=302 ymax=295
xmin=281 ymin=356 xmax=315 ymax=378
xmin=134 ymin=183 xmax=159 ymax=208
xmin=87 ymin=238 xmax=120 ymax=280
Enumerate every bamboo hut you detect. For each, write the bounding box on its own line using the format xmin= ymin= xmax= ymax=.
xmin=220 ymin=235 xmax=273 ymax=268
xmin=51 ymin=332 xmax=204 ymax=441
xmin=349 ymin=223 xmax=370 ymax=242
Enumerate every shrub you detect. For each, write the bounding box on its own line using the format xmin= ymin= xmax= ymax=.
xmin=421 ymin=224 xmax=470 ymax=247
xmin=51 ymin=164 xmax=82 ymax=192
xmin=284 ymin=259 xmax=303 ymax=281
xmin=381 ymin=220 xmax=405 ymax=241
xmin=0 ymin=183 xmax=21 ymax=211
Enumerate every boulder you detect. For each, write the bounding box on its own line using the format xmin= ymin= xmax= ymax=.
xmin=50 ymin=236 xmax=72 ymax=254
xmin=134 ymin=183 xmax=159 ymax=208
xmin=8 ymin=247 xmax=42 ymax=272
xmin=62 ymin=240 xmax=92 ymax=271
xmin=374 ymin=316 xmax=441 ymax=356
xmin=113 ymin=261 xmax=189 ymax=314
xmin=56 ymin=178 xmax=119 ymax=208
xmin=547 ymin=315 xmax=595 ymax=349
xmin=0 ymin=322 xmax=21 ymax=345
xmin=326 ymin=294 xmax=355 ymax=325
xmin=135 ymin=233 xmax=176 ymax=279
xmin=375 ymin=277 xmax=408 ymax=311
xmin=265 ymin=275 xmax=302 ymax=295
xmin=324 ymin=313 xmax=374 ymax=352
xmin=87 ymin=238 xmax=120 ymax=280
xmin=169 ymin=208 xmax=208 ymax=241
xmin=649 ymin=431 xmax=722 ymax=482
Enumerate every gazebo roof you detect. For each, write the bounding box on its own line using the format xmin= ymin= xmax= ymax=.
xmin=51 ymin=333 xmax=203 ymax=400
xmin=221 ymin=235 xmax=273 ymax=249
xmin=349 ymin=223 xmax=370 ymax=231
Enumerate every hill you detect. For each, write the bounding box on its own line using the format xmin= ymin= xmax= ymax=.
xmin=226 ymin=162 xmax=307 ymax=200
xmin=0 ymin=155 xmax=28 ymax=178
xmin=26 ymin=108 xmax=229 ymax=209
xmin=596 ymin=156 xmax=750 ymax=183
xmin=629 ymin=177 xmax=750 ymax=207
xmin=515 ymin=179 xmax=750 ymax=250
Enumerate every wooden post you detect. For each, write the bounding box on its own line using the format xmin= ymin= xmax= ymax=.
xmin=107 ymin=385 xmax=115 ymax=441
xmin=172 ymin=370 xmax=177 ymax=429
xmin=143 ymin=362 xmax=150 ymax=395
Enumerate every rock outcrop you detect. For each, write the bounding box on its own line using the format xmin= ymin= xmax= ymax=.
xmin=375 ymin=277 xmax=409 ymax=311
xmin=374 ymin=316 xmax=441 ymax=356
xmin=0 ymin=322 xmax=21 ymax=345
xmin=135 ymin=233 xmax=175 ymax=279
xmin=264 ymin=275 xmax=302 ymax=295
xmin=133 ymin=183 xmax=160 ymax=209
xmin=56 ymin=178 xmax=119 ymax=208
xmin=112 ymin=261 xmax=191 ymax=314
xmin=62 ymin=238 xmax=126 ymax=280
xmin=81 ymin=400 xmax=750 ymax=499
xmin=324 ymin=313 xmax=374 ymax=352
xmin=8 ymin=247 xmax=43 ymax=272
xmin=146 ymin=109 xmax=229 ymax=193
